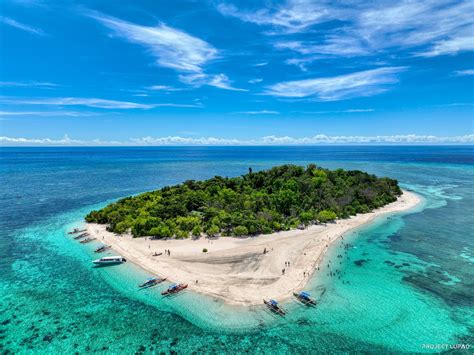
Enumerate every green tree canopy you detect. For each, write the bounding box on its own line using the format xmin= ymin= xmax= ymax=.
xmin=85 ymin=164 xmax=401 ymax=238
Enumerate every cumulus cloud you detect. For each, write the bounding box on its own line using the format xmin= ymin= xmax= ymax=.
xmin=0 ymin=16 xmax=45 ymax=35
xmin=2 ymin=134 xmax=472 ymax=146
xmin=264 ymin=67 xmax=406 ymax=101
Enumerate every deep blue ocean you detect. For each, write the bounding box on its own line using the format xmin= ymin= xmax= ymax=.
xmin=1 ymin=146 xmax=473 ymax=353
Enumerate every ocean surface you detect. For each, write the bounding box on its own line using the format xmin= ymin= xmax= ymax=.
xmin=0 ymin=146 xmax=473 ymax=353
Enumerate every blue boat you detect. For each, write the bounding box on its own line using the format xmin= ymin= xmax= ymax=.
xmin=293 ymin=291 xmax=317 ymax=306
xmin=263 ymin=299 xmax=286 ymax=316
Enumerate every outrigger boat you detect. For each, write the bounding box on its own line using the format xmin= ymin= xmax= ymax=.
xmin=80 ymin=237 xmax=96 ymax=244
xmin=293 ymin=291 xmax=317 ymax=306
xmin=68 ymin=228 xmax=86 ymax=235
xmin=161 ymin=283 xmax=188 ymax=296
xmin=139 ymin=277 xmax=167 ymax=289
xmin=263 ymin=299 xmax=286 ymax=316
xmin=92 ymin=256 xmax=126 ymax=266
xmin=73 ymin=232 xmax=89 ymax=240
xmin=94 ymin=244 xmax=111 ymax=253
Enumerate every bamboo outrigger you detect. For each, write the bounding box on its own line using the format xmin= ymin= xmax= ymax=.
xmin=161 ymin=283 xmax=187 ymax=296
xmin=139 ymin=277 xmax=167 ymax=289
xmin=80 ymin=237 xmax=96 ymax=244
xmin=263 ymin=299 xmax=286 ymax=316
xmin=293 ymin=291 xmax=317 ymax=306
xmin=73 ymin=232 xmax=89 ymax=240
xmin=68 ymin=228 xmax=86 ymax=235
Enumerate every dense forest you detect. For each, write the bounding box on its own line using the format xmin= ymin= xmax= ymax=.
xmin=85 ymin=164 xmax=402 ymax=238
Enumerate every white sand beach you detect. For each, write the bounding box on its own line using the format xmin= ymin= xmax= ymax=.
xmin=86 ymin=190 xmax=421 ymax=306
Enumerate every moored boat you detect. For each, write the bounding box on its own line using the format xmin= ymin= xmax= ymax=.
xmin=68 ymin=228 xmax=86 ymax=235
xmin=263 ymin=299 xmax=286 ymax=316
xmin=80 ymin=237 xmax=96 ymax=244
xmin=94 ymin=244 xmax=111 ymax=253
xmin=92 ymin=256 xmax=126 ymax=266
xmin=161 ymin=283 xmax=188 ymax=296
xmin=293 ymin=291 xmax=317 ymax=306
xmin=74 ymin=232 xmax=89 ymax=240
xmin=139 ymin=277 xmax=167 ymax=289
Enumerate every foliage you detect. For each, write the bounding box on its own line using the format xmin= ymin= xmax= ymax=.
xmin=202 ymin=248 xmax=208 ymax=253
xmin=85 ymin=164 xmax=402 ymax=238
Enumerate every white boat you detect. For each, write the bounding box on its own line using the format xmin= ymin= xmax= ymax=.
xmin=92 ymin=256 xmax=126 ymax=266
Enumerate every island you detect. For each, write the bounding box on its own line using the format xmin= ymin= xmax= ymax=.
xmin=85 ymin=164 xmax=421 ymax=305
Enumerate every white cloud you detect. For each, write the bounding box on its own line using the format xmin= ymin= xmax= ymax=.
xmin=217 ymin=1 xmax=338 ymax=34
xmin=146 ymin=85 xmax=182 ymax=91
xmin=0 ymin=110 xmax=100 ymax=117
xmin=234 ymin=110 xmax=279 ymax=115
xmin=179 ymin=73 xmax=248 ymax=91
xmin=294 ymin=109 xmax=375 ymax=114
xmin=454 ymin=69 xmax=474 ymax=76
xmin=248 ymin=78 xmax=263 ymax=84
xmin=264 ymin=67 xmax=406 ymax=101
xmin=0 ymin=81 xmax=58 ymax=88
xmin=1 ymin=134 xmax=473 ymax=146
xmin=220 ymin=1 xmax=474 ymax=58
xmin=0 ymin=16 xmax=45 ymax=35
xmin=417 ymin=31 xmax=474 ymax=57
xmin=0 ymin=97 xmax=202 ymax=109
xmin=89 ymin=12 xmax=218 ymax=73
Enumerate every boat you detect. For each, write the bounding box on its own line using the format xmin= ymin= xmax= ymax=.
xmin=92 ymin=256 xmax=126 ymax=266
xmin=139 ymin=277 xmax=167 ymax=289
xmin=68 ymin=228 xmax=86 ymax=235
xmin=94 ymin=244 xmax=111 ymax=253
xmin=73 ymin=232 xmax=89 ymax=240
xmin=263 ymin=299 xmax=286 ymax=316
xmin=80 ymin=237 xmax=96 ymax=244
xmin=161 ymin=283 xmax=188 ymax=296
xmin=293 ymin=291 xmax=317 ymax=306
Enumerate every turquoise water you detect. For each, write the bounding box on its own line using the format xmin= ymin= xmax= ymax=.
xmin=1 ymin=146 xmax=473 ymax=352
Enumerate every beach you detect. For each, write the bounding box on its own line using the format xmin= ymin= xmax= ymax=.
xmin=87 ymin=190 xmax=421 ymax=305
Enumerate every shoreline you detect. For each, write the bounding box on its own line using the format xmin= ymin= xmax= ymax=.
xmin=86 ymin=190 xmax=421 ymax=306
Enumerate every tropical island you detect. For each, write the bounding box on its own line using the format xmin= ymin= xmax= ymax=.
xmin=86 ymin=164 xmax=402 ymax=238
xmin=85 ymin=164 xmax=420 ymax=305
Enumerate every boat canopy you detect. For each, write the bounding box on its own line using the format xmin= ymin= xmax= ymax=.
xmin=270 ymin=299 xmax=278 ymax=306
xmin=170 ymin=284 xmax=177 ymax=289
xmin=300 ymin=292 xmax=311 ymax=298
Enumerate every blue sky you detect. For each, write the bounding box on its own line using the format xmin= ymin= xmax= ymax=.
xmin=0 ymin=0 xmax=473 ymax=145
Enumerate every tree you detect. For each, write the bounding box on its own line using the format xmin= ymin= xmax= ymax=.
xmin=86 ymin=164 xmax=401 ymax=239
xmin=317 ymin=210 xmax=337 ymax=223
xmin=149 ymin=223 xmax=172 ymax=238
xmin=233 ymin=225 xmax=248 ymax=236
xmin=206 ymin=224 xmax=220 ymax=237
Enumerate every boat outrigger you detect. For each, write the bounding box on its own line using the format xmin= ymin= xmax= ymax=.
xmin=161 ymin=283 xmax=188 ymax=296
xmin=293 ymin=291 xmax=317 ymax=306
xmin=68 ymin=228 xmax=86 ymax=235
xmin=80 ymin=237 xmax=96 ymax=244
xmin=94 ymin=244 xmax=111 ymax=253
xmin=139 ymin=277 xmax=167 ymax=289
xmin=73 ymin=232 xmax=89 ymax=240
xmin=263 ymin=299 xmax=286 ymax=316
xmin=92 ymin=256 xmax=126 ymax=266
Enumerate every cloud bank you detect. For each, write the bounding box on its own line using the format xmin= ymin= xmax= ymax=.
xmin=2 ymin=134 xmax=472 ymax=146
